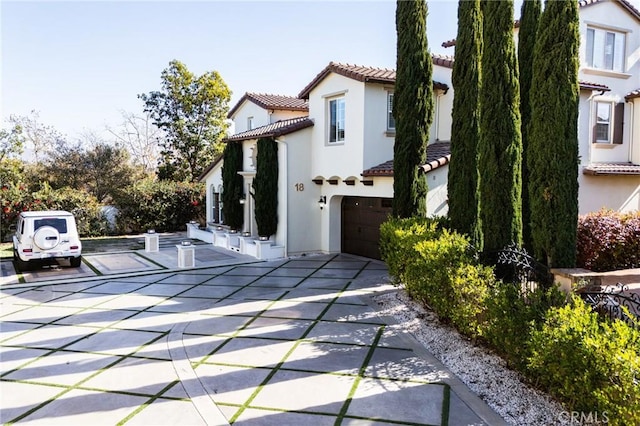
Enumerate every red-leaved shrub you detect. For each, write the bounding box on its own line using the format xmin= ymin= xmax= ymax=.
xmin=576 ymin=209 xmax=640 ymax=272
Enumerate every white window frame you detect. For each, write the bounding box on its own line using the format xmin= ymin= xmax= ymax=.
xmin=327 ymin=97 xmax=345 ymax=144
xmin=586 ymin=26 xmax=626 ymax=73
xmin=247 ymin=116 xmax=254 ymax=131
xmin=387 ymin=92 xmax=395 ymax=131
xmin=594 ymin=101 xmax=612 ymax=143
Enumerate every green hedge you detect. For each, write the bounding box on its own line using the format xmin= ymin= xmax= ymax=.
xmin=115 ymin=179 xmax=204 ymax=233
xmin=380 ymin=217 xmax=639 ymax=421
xmin=529 ymin=297 xmax=640 ymax=425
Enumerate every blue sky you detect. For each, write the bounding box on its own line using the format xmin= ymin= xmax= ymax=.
xmin=1 ymin=0 xmax=548 ymax=140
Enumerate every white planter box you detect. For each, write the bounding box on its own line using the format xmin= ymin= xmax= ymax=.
xmin=176 ymin=244 xmax=195 ymax=268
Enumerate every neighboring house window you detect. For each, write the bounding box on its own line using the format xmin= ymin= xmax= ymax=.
xmin=247 ymin=116 xmax=254 ymax=130
xmin=586 ymin=27 xmax=625 ymax=72
xmin=593 ymin=101 xmax=624 ymax=144
xmin=387 ymin=92 xmax=395 ymax=131
xmin=328 ymin=97 xmax=345 ymax=143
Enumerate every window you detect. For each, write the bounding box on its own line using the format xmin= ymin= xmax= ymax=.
xmin=593 ymin=101 xmax=624 ymax=144
xmin=387 ymin=92 xmax=395 ymax=131
xmin=247 ymin=116 xmax=254 ymax=130
xmin=328 ymin=97 xmax=345 ymax=143
xmin=586 ymin=27 xmax=625 ymax=72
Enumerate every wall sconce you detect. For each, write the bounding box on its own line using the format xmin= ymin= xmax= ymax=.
xmin=318 ymin=196 xmax=327 ymax=209
xmin=239 ymin=194 xmax=246 ymax=205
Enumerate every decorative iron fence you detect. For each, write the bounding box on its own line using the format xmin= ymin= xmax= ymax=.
xmin=482 ymin=244 xmax=553 ymax=291
xmin=577 ymin=283 xmax=640 ymax=328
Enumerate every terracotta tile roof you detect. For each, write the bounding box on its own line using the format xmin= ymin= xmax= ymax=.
xmin=579 ymin=81 xmax=611 ymax=92
xmin=579 ymin=0 xmax=640 ymax=21
xmin=362 ymin=142 xmax=451 ymax=177
xmin=626 ymin=89 xmax=640 ymax=101
xmin=298 ymin=61 xmax=449 ymax=99
xmin=432 ymin=53 xmax=455 ymax=69
xmin=225 ymin=116 xmax=313 ymax=142
xmin=228 ymin=92 xmax=308 ymax=118
xmin=441 ymin=39 xmax=456 ymax=48
xmin=583 ymin=163 xmax=640 ymax=176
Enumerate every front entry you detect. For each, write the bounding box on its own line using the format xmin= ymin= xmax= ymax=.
xmin=341 ymin=196 xmax=393 ymax=259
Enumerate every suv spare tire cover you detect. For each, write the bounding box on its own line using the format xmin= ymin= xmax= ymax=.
xmin=33 ymin=226 xmax=61 ymax=250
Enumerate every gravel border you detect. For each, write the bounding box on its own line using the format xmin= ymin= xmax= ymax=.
xmin=373 ymin=287 xmax=569 ymax=426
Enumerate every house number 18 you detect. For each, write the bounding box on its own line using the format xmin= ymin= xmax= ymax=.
xmin=295 ymin=183 xmax=305 ymax=191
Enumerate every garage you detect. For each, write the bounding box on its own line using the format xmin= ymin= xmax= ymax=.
xmin=341 ymin=196 xmax=393 ymax=259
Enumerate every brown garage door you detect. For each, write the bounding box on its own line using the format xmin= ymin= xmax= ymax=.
xmin=341 ymin=196 xmax=393 ymax=259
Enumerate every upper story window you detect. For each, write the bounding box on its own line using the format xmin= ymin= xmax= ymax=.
xmin=586 ymin=27 xmax=625 ymax=73
xmin=387 ymin=92 xmax=395 ymax=131
xmin=328 ymin=97 xmax=345 ymax=143
xmin=593 ymin=100 xmax=624 ymax=144
xmin=247 ymin=116 xmax=254 ymax=130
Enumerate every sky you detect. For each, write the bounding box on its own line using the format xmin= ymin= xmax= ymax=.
xmin=0 ymin=0 xmax=465 ymax=141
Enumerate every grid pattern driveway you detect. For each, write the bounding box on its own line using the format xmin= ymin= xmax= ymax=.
xmin=1 ymin=252 xmax=504 ymax=425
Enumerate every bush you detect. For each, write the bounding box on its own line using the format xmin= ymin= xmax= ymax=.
xmin=1 ymin=182 xmax=108 ymax=239
xmin=528 ymin=297 xmax=640 ymax=425
xmin=115 ymin=179 xmax=204 ymax=233
xmin=577 ymin=209 xmax=640 ymax=271
xmin=483 ymin=283 xmax=566 ymax=370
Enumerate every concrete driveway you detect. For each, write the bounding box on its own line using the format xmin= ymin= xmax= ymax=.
xmin=1 ymin=241 xmax=505 ymax=425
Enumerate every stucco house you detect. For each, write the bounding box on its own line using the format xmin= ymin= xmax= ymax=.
xmin=199 ymin=0 xmax=639 ymax=260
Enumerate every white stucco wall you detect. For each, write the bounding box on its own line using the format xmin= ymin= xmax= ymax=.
xmin=362 ymin=84 xmax=395 ymax=171
xmin=426 ymin=166 xmax=449 ymax=217
xmin=432 ymin=65 xmax=454 ymax=142
xmin=202 ymin=161 xmax=223 ymax=225
xmin=271 ymin=110 xmax=308 ymax=123
xmin=579 ymin=175 xmax=640 ymax=213
xmin=231 ymin=101 xmax=270 ymax=133
xmin=631 ymin=98 xmax=640 ymax=165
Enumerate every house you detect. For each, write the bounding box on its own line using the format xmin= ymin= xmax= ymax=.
xmin=199 ymin=0 xmax=639 ymax=260
xmin=199 ymin=62 xmax=453 ymax=259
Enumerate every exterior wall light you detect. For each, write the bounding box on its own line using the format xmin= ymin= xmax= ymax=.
xmin=239 ymin=195 xmax=246 ymax=205
xmin=318 ymin=196 xmax=327 ymax=209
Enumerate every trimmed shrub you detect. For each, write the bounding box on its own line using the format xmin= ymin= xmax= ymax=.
xmin=252 ymin=137 xmax=278 ymax=237
xmin=115 ymin=179 xmax=204 ymax=233
xmin=528 ymin=297 xmax=640 ymax=425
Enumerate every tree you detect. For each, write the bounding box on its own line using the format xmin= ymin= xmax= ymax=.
xmin=83 ymin=143 xmax=137 ymax=203
xmin=0 ymin=123 xmax=26 ymax=186
xmin=478 ymin=0 xmax=523 ymax=253
xmin=528 ymin=0 xmax=580 ymax=267
xmin=9 ymin=111 xmax=65 ymax=163
xmin=393 ymin=0 xmax=433 ymax=218
xmin=221 ymin=142 xmax=244 ymax=231
xmin=139 ymin=60 xmax=231 ymax=182
xmin=252 ymin=137 xmax=278 ymax=238
xmin=448 ymin=0 xmax=482 ymax=241
xmin=518 ymin=0 xmax=542 ymax=252
xmin=107 ymin=110 xmax=161 ymax=176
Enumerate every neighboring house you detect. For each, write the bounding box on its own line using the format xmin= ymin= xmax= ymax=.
xmin=200 ymin=0 xmax=639 ymax=260
xmin=199 ymin=61 xmax=452 ymax=259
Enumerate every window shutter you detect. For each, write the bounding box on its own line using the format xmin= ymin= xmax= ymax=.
xmin=613 ymin=103 xmax=624 ymax=144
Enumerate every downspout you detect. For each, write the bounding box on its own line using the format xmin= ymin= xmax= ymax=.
xmin=274 ymin=138 xmax=288 ymax=257
xmin=626 ymin=98 xmax=634 ymax=163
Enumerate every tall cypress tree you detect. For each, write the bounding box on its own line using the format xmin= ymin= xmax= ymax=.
xmin=448 ymin=0 xmax=482 ymax=241
xmin=478 ymin=0 xmax=522 ymax=252
xmin=221 ymin=141 xmax=244 ymax=231
xmin=528 ymin=0 xmax=580 ymax=267
xmin=253 ymin=137 xmax=278 ymax=238
xmin=393 ymin=0 xmax=433 ymax=218
xmin=518 ymin=0 xmax=542 ymax=252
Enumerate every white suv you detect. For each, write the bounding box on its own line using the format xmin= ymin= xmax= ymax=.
xmin=12 ymin=210 xmax=83 ymax=270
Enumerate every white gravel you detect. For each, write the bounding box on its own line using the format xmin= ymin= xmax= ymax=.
xmin=373 ymin=287 xmax=569 ymax=426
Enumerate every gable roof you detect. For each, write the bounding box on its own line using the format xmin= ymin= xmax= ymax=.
xmin=298 ymin=61 xmax=450 ymax=99
xmin=228 ymin=92 xmax=308 ymax=119
xmin=197 ymin=154 xmax=223 ymax=183
xmin=362 ymin=142 xmax=451 ymax=177
xmin=225 ymin=116 xmax=314 ymax=142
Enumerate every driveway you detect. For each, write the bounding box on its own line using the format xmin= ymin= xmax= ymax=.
xmin=1 ymin=241 xmax=505 ymax=425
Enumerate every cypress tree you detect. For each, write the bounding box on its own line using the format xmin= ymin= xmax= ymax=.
xmin=253 ymin=137 xmax=278 ymax=238
xmin=221 ymin=141 xmax=244 ymax=231
xmin=448 ymin=0 xmax=482 ymax=241
xmin=518 ymin=0 xmax=542 ymax=252
xmin=478 ymin=0 xmax=522 ymax=252
xmin=393 ymin=0 xmax=433 ymax=218
xmin=528 ymin=0 xmax=580 ymax=267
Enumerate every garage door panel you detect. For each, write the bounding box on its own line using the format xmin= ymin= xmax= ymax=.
xmin=341 ymin=196 xmax=392 ymax=260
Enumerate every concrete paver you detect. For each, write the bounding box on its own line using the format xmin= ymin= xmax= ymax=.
xmin=1 ymin=240 xmax=507 ymax=425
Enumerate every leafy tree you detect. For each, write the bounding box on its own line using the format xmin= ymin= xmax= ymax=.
xmin=139 ymin=60 xmax=231 ymax=182
xmin=83 ymin=143 xmax=137 ymax=203
xmin=9 ymin=111 xmax=65 ymax=163
xmin=393 ymin=0 xmax=433 ymax=218
xmin=0 ymin=123 xmax=25 ymax=185
xmin=448 ymin=0 xmax=482 ymax=241
xmin=42 ymin=142 xmax=88 ymax=191
xmin=528 ymin=0 xmax=580 ymax=267
xmin=478 ymin=0 xmax=522 ymax=252
xmin=252 ymin=137 xmax=278 ymax=237
xmin=518 ymin=0 xmax=542 ymax=252
xmin=221 ymin=142 xmax=244 ymax=230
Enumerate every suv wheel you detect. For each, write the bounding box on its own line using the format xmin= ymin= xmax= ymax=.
xmin=70 ymin=256 xmax=82 ymax=268
xmin=13 ymin=250 xmax=30 ymax=272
